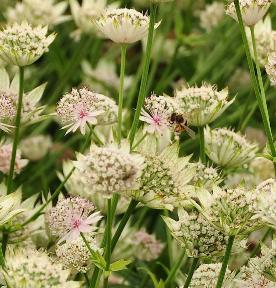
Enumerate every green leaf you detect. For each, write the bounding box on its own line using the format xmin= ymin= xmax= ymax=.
xmin=138 ymin=267 xmax=160 ymax=288
xmin=110 ymin=259 xmax=132 ymax=272
xmin=89 ymin=250 xmax=106 ymax=270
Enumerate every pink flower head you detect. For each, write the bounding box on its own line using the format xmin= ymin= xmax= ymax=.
xmin=57 ymin=88 xmax=106 ymax=135
xmin=140 ymin=108 xmax=169 ymax=136
xmin=46 ymin=196 xmax=102 ymax=243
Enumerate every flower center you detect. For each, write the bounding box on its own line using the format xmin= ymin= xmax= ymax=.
xmin=153 ymin=114 xmax=162 ymax=125
xmin=79 ymin=109 xmax=88 ymax=119
xmin=71 ymin=218 xmax=82 ymax=229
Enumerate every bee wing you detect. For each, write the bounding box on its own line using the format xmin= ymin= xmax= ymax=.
xmin=184 ymin=126 xmax=196 ymax=139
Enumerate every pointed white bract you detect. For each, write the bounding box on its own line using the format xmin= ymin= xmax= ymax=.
xmin=194 ymin=186 xmax=262 ymax=236
xmin=0 ymin=22 xmax=56 ymax=66
xmin=226 ymin=0 xmax=272 ymax=27
xmin=204 ymin=126 xmax=258 ymax=168
xmin=132 ymin=137 xmax=196 ymax=210
xmin=94 ymin=8 xmax=160 ymax=44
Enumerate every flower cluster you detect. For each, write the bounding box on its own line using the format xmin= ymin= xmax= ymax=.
xmin=130 ymin=230 xmax=164 ymax=261
xmin=45 ymin=196 xmax=102 ymax=242
xmin=1 ymin=248 xmax=81 ymax=288
xmin=56 ymin=234 xmax=101 ymax=272
xmin=0 ymin=143 xmax=28 ymax=175
xmin=195 ymin=186 xmax=261 ymax=236
xmin=266 ymin=53 xmax=276 ymax=86
xmin=189 ymin=263 xmax=234 ymax=288
xmin=226 ymin=0 xmax=272 ymax=27
xmin=190 ymin=162 xmax=221 ymax=189
xmin=56 ymin=87 xmax=117 ymax=134
xmin=175 ymin=84 xmax=234 ymax=127
xmin=74 ymin=143 xmax=144 ymax=198
xmin=0 ymin=22 xmax=56 ymax=66
xmin=133 ymin=139 xmax=196 ymax=210
xmin=140 ymin=93 xmax=175 ymax=136
xmin=199 ymin=2 xmax=225 ymax=31
xmin=94 ymin=8 xmax=159 ymax=44
xmin=204 ymin=126 xmax=258 ymax=168
xmin=6 ymin=0 xmax=69 ymax=27
xmin=163 ymin=208 xmax=227 ymax=258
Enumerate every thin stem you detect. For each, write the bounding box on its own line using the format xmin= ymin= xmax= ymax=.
xmin=111 ymin=199 xmax=138 ymax=252
xmin=215 ymin=235 xmax=235 ymax=288
xmin=183 ymin=258 xmax=199 ymax=288
xmin=198 ymin=126 xmax=206 ymax=164
xmin=14 ymin=128 xmax=92 ymax=230
xmin=80 ymin=232 xmax=96 ymax=257
xmin=118 ymin=45 xmax=127 ymax=144
xmin=250 ymin=26 xmax=276 ymax=158
xmin=164 ymin=249 xmax=186 ymax=287
xmin=128 ymin=4 xmax=158 ymax=147
xmin=103 ymin=199 xmax=112 ymax=288
xmin=164 ymin=210 xmax=173 ymax=272
xmin=7 ymin=66 xmax=24 ymax=194
xmin=234 ymin=0 xmax=276 ymax=173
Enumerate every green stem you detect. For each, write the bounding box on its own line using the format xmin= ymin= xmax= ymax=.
xmin=198 ymin=126 xmax=206 ymax=164
xmin=234 ymin=0 xmax=276 ymax=174
xmin=80 ymin=232 xmax=96 ymax=258
xmin=164 ymin=249 xmax=186 ymax=287
xmin=103 ymin=199 xmax=112 ymax=288
xmin=111 ymin=199 xmax=138 ymax=252
xmin=7 ymin=66 xmax=24 ymax=194
xmin=128 ymin=4 xmax=158 ymax=147
xmin=215 ymin=235 xmax=235 ymax=288
xmin=13 ymin=128 xmax=92 ymax=231
xmin=183 ymin=258 xmax=199 ymax=288
xmin=118 ymin=45 xmax=127 ymax=144
xmin=164 ymin=210 xmax=173 ymax=272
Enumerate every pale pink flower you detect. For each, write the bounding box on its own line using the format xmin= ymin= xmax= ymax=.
xmin=0 ymin=143 xmax=28 ymax=175
xmin=45 ymin=197 xmax=102 ymax=243
xmin=57 ymin=88 xmax=118 ymax=135
xmin=140 ymin=108 xmax=169 ymax=135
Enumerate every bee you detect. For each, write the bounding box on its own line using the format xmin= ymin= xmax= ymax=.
xmin=169 ymin=112 xmax=195 ymax=138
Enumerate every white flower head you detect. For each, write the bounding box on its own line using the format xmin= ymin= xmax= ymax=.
xmin=226 ymin=0 xmax=272 ymax=27
xmin=163 ymin=208 xmax=228 ymax=258
xmin=133 ymin=138 xmax=196 ymax=210
xmin=0 ymin=22 xmax=56 ymax=66
xmin=199 ymin=2 xmax=225 ymax=31
xmin=94 ymin=8 xmax=160 ymax=44
xmin=246 ymin=15 xmax=276 ymax=66
xmin=0 ymin=68 xmax=48 ymax=129
xmin=175 ymin=83 xmax=234 ymax=127
xmin=204 ymin=126 xmax=258 ymax=168
xmin=140 ymin=93 xmax=175 ymax=136
xmin=74 ymin=142 xmax=145 ymax=198
xmin=20 ymin=135 xmax=52 ymax=161
xmin=56 ymin=87 xmax=117 ymax=135
xmin=6 ymin=0 xmax=70 ymax=28
xmin=190 ymin=263 xmax=234 ymax=288
xmin=45 ymin=196 xmax=102 ymax=242
xmin=130 ymin=229 xmax=164 ymax=261
xmin=0 ymin=142 xmax=28 ymax=175
xmin=1 ymin=248 xmax=81 ymax=288
xmin=190 ymin=162 xmax=222 ymax=189
xmin=254 ymin=179 xmax=276 ymax=229
xmin=59 ymin=161 xmax=130 ymax=215
xmin=265 ymin=53 xmax=276 ymax=86
xmin=56 ymin=234 xmax=101 ymax=272
xmin=195 ymin=186 xmax=262 ymax=236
